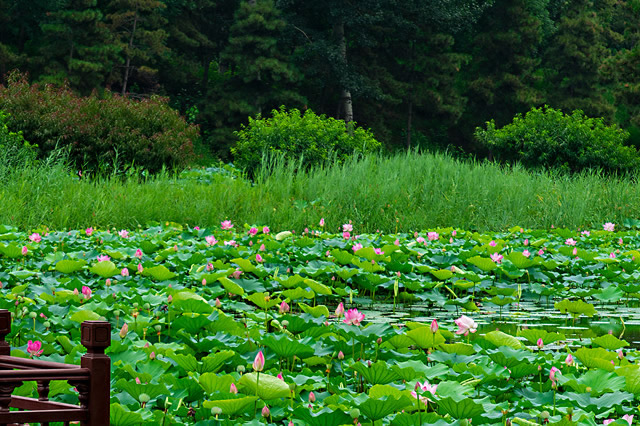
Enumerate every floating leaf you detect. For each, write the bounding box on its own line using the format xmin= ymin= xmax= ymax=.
xmin=69 ymin=310 xmax=101 ymax=323
xmin=406 ymin=328 xmax=446 ymax=349
xmin=203 ymin=396 xmax=259 ymax=416
xmin=350 ymin=361 xmax=402 ymax=385
xmin=143 ymin=265 xmax=176 ymax=281
xmin=554 ymin=299 xmax=596 ymax=318
xmin=437 ymin=397 xmax=486 ymax=419
xmin=237 ymin=373 xmax=290 ymax=400
xmin=89 ymin=261 xmax=119 ymax=278
xmin=592 ymin=334 xmax=629 ymax=350
xmin=55 ymin=259 xmax=87 ymax=273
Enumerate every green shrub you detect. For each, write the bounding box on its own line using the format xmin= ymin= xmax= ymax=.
xmin=0 ymin=110 xmax=37 ymax=169
xmin=0 ymin=72 xmax=198 ymax=173
xmin=475 ymin=106 xmax=639 ymax=174
xmin=231 ymin=107 xmax=381 ymax=173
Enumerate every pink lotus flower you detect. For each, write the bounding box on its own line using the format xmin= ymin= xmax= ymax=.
xmin=352 ymin=243 xmax=363 ymax=252
xmin=430 ymin=319 xmax=438 ymax=333
xmin=394 ymin=239 xmax=400 ymax=246
xmin=253 ymin=350 xmax=265 ymax=372
xmin=335 ymin=302 xmax=345 ymax=317
xmin=215 ymin=298 xmax=221 ymax=308
xmin=416 ymin=236 xmax=426 ymax=244
xmin=319 ymin=218 xmax=325 ymax=227
xmin=232 ymin=270 xmax=242 ymax=279
xmin=582 ymin=230 xmax=590 ymax=236
xmin=256 ymin=254 xmax=264 ymax=263
xmin=263 ymin=226 xmax=270 ymax=234
xmin=415 ymin=380 xmax=438 ymax=396
xmin=149 ymin=351 xmax=156 ymax=360
xmin=309 ymin=391 xmax=316 ymax=403
xmin=279 ymin=301 xmax=290 ymax=314
xmin=205 ymin=235 xmax=217 ymax=246
xmin=524 ymin=238 xmax=529 ymax=246
xmin=604 ymin=420 xmax=614 ymax=425
xmin=538 ymin=249 xmax=544 ymax=256
xmin=427 ymin=232 xmax=439 ymax=241
xmin=277 ymin=372 xmax=284 ymax=381
xmin=135 ymin=377 xmax=141 ymax=384
xmin=85 ymin=227 xmax=94 ymax=236
xmin=374 ymin=248 xmax=384 ymax=255
xmin=21 ymin=246 xmax=28 ymax=256
xmin=618 ymin=349 xmax=624 ymax=360
xmin=537 ymin=338 xmax=543 ymax=349
xmin=249 ymin=227 xmax=258 ymax=236
xmin=261 ymin=405 xmax=270 ymax=418
xmin=604 ymin=222 xmax=615 ymax=232
xmin=623 ymin=414 xmax=634 ymax=426
xmin=118 ymin=229 xmax=129 ymax=238
xmin=338 ymin=351 xmax=344 ymax=360
xmin=259 ymin=244 xmax=266 ymax=251
xmin=29 ymin=233 xmax=41 ymax=243
xmin=454 ymin=315 xmax=478 ymax=336
xmin=490 ymin=252 xmax=503 ymax=263
xmin=121 ymin=268 xmax=129 ymax=277
xmin=206 ymin=262 xmax=214 ymax=271
xmin=550 ymin=366 xmax=560 ymax=386
xmin=610 ymin=252 xmax=617 ymax=259
xmin=221 ymin=220 xmax=233 ymax=230
xmin=230 ymin=383 xmax=238 ymax=394
xmin=27 ymin=340 xmax=43 ymax=357
xmin=565 ymin=238 xmax=577 ymax=246
xmin=135 ymin=249 xmax=143 ymax=258
xmin=343 ymin=232 xmax=351 ymax=239
xmin=523 ymin=249 xmax=530 ymax=257
xmin=343 ymin=309 xmax=365 ymax=326
xmin=82 ymin=286 xmax=92 ymax=300
xmin=97 ymin=254 xmax=110 ymax=262
xmin=489 ymin=240 xmax=497 ymax=247
xmin=565 ymin=354 xmax=574 ymax=366
xmin=119 ymin=323 xmax=128 ymax=339
xmin=138 ymin=263 xmax=143 ymax=273
xmin=343 ymin=224 xmax=353 ymax=233
xmin=452 ymin=230 xmax=457 ymax=236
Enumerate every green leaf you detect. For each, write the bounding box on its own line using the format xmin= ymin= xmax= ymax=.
xmin=616 ymin=365 xmax=640 ymax=394
xmin=357 ymin=394 xmax=414 ymax=421
xmin=292 ymin=406 xmax=353 ymax=426
xmin=405 ymin=328 xmax=446 ymax=349
xmin=218 ymin=277 xmax=244 ymax=296
xmin=560 ymin=369 xmax=625 ymax=395
xmin=115 ymin=378 xmax=169 ymax=401
xmin=298 ymin=303 xmax=330 ymax=318
xmin=246 ymin=292 xmax=281 ymax=309
xmin=350 ymin=361 xmax=402 ymax=385
xmin=430 ymin=269 xmax=454 ymax=280
xmin=275 ymin=231 xmax=292 ymax=241
xmin=198 ymin=373 xmax=235 ymax=395
xmin=467 ymin=256 xmax=497 ymax=272
xmin=517 ymin=329 xmax=565 ymax=345
xmin=69 ymin=310 xmax=101 ymax=323
xmin=574 ymin=347 xmax=616 ymax=371
xmin=484 ymin=331 xmax=522 ymax=349
xmin=439 ymin=343 xmax=476 ymax=356
xmin=437 ymin=397 xmax=485 ymax=419
xmin=110 ymin=403 xmax=144 ymax=426
xmin=262 ymin=334 xmax=315 ymax=359
xmin=172 ymin=291 xmax=213 ymax=314
xmin=237 ymin=372 xmax=290 ymax=400
xmin=281 ymin=287 xmax=315 ymax=301
xmin=554 ymin=299 xmax=596 ymax=317
xmin=592 ymin=334 xmax=629 ymax=350
xmin=142 ymin=265 xmax=176 ymax=281
xmin=203 ymin=395 xmax=259 ymax=416
xmin=55 ymin=259 xmax=87 ymax=274
xmin=89 ymin=261 xmax=119 ymax=278
xmin=303 ymin=278 xmax=332 ymax=295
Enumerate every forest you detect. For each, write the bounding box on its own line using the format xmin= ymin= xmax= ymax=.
xmin=1 ymin=0 xmax=639 ymax=160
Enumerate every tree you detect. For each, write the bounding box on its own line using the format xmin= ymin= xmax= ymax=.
xmin=106 ymin=0 xmax=168 ymax=95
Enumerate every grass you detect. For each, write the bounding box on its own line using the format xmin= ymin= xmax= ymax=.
xmin=2 ymin=150 xmax=640 ymax=232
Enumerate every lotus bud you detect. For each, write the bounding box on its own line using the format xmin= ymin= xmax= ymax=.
xmin=149 ymin=351 xmax=156 ymax=360
xmin=279 ymin=301 xmax=290 ymax=314
xmin=376 ymin=337 xmax=382 ymax=345
xmin=168 ymin=295 xmax=173 ymax=303
xmin=338 ymin=351 xmax=344 ymax=360
xmin=261 ymin=405 xmax=270 ymax=418
xmin=309 ymin=391 xmax=316 ymax=403
xmin=215 ymin=298 xmax=221 ymax=308
xmin=430 ymin=319 xmax=439 ymax=333
xmin=618 ymin=349 xmax=624 ymax=360
xmin=119 ymin=323 xmax=128 ymax=339
xmin=277 ymin=372 xmax=284 ymax=381
xmin=565 ymin=354 xmax=574 ymax=366
xmin=230 ymin=383 xmax=238 ymax=394
xmin=253 ymin=350 xmax=265 ymax=372
xmin=537 ymin=338 xmax=543 ymax=349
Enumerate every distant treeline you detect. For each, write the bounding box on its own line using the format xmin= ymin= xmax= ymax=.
xmin=1 ymin=0 xmax=639 ymax=159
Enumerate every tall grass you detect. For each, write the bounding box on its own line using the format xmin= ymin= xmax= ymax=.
xmin=2 ymin=150 xmax=640 ymax=232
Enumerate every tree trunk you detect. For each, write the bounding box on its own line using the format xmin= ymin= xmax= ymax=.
xmin=333 ymin=19 xmax=353 ymax=126
xmin=121 ymin=11 xmax=139 ymax=96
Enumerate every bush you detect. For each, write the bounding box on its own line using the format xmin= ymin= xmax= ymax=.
xmin=0 ymin=72 xmax=198 ymax=173
xmin=475 ymin=106 xmax=639 ymax=174
xmin=231 ymin=107 xmax=381 ymax=173
xmin=0 ymin=110 xmax=37 ymax=169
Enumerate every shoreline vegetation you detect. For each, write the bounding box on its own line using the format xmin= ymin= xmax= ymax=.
xmin=2 ymin=151 xmax=639 ymax=232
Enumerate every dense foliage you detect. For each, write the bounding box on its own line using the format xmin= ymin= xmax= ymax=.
xmin=2 ymin=0 xmax=640 ymax=160
xmin=3 ymin=222 xmax=640 ymax=423
xmin=475 ymin=106 xmax=639 ymax=174
xmin=0 ymin=73 xmax=198 ymax=173
xmin=232 ymin=108 xmax=381 ymax=173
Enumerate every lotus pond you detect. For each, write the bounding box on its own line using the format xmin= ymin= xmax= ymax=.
xmin=3 ymin=222 xmax=640 ymax=425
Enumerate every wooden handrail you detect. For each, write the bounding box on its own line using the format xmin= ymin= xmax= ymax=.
xmin=0 ymin=309 xmax=111 ymax=425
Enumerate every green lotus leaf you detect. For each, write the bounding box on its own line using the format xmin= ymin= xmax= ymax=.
xmin=331 ymin=249 xmax=356 ymax=265
xmin=509 ymin=363 xmax=539 ymax=379
xmin=172 ymin=313 xmax=212 ymax=334
xmin=453 ymin=280 xmax=475 ymax=290
xmin=554 ymin=299 xmax=596 ymax=317
xmin=246 ymin=292 xmax=281 ymax=309
xmin=616 ymin=365 xmax=640 ymax=394
xmin=298 ymin=302 xmax=330 ymax=318
xmin=142 ymin=265 xmax=176 ymax=281
xmin=430 ymin=269 xmax=454 ymax=280
xmin=504 ymin=252 xmax=536 ymax=269
xmin=391 ymin=361 xmax=449 ymax=382
xmin=556 ymin=391 xmax=633 ymax=412
xmin=0 ymin=243 xmax=23 ymax=258
xmin=467 ymin=256 xmax=497 ymax=272
xmin=591 ymin=334 xmax=629 ymax=350
xmin=517 ymin=329 xmax=565 ymax=346
xmin=203 ymin=395 xmax=259 ymax=416
xmin=198 ymin=373 xmax=235 ymax=395
xmin=350 ymin=361 xmax=402 ymax=385
xmin=262 ymin=334 xmax=315 ymax=359
xmin=437 ymin=396 xmax=485 ymax=419
xmin=115 ymin=378 xmax=169 ymax=401
xmin=198 ymin=270 xmax=234 ymax=285
xmin=356 ymin=394 xmax=414 ymax=421
xmin=237 ymin=372 xmax=290 ymax=400
xmin=231 ymin=258 xmax=257 ymax=273
xmin=292 ymin=406 xmax=353 ymax=426
xmin=392 ymin=412 xmax=450 ymax=426
xmin=336 ymin=268 xmax=359 ymax=280
xmin=439 ymin=343 xmax=476 ymax=356
xmin=484 ymin=331 xmax=522 ymax=349
xmin=9 ymin=270 xmax=38 ymax=279
xmin=303 ymin=278 xmax=332 ymax=295
xmin=405 ymin=328 xmax=446 ymax=349
xmin=110 ymin=403 xmax=144 ymax=426
xmin=559 ymin=369 xmax=625 ymax=396
xmin=218 ymin=276 xmax=244 ymax=295
xmin=69 ymin=310 xmax=101 ymax=323
xmin=593 ymin=285 xmax=623 ymax=302
xmin=172 ymin=291 xmax=213 ymax=314
xmin=281 ymin=287 xmax=315 ymax=301
xmin=435 ymin=381 xmax=475 ymax=399
xmin=369 ymin=384 xmax=409 ymax=400
xmin=89 ymin=260 xmax=119 ymax=278
xmin=55 ymin=259 xmax=87 ymax=274
xmin=485 ymin=296 xmax=516 ymax=306
xmin=574 ymin=347 xmax=616 ymax=371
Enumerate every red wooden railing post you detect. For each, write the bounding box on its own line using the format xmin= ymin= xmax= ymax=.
xmin=0 ymin=310 xmax=10 ymax=356
xmin=80 ymin=320 xmax=111 ymax=426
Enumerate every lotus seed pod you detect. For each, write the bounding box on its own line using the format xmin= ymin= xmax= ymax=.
xmin=211 ymin=407 xmax=222 ymax=415
xmin=29 ymin=312 xmax=37 ymax=319
xmin=350 ymin=408 xmax=360 ymax=419
xmin=43 ymin=321 xmax=51 ymax=328
xmin=282 ymin=320 xmax=289 ymax=328
xmin=154 ymin=324 xmax=162 ymax=332
xmin=237 ymin=365 xmax=246 ymax=373
xmin=138 ymin=393 xmax=150 ymax=403
xmin=114 ymin=310 xmax=121 ymax=317
xmin=540 ymin=411 xmax=550 ymax=419
xmin=143 ymin=303 xmax=150 ymax=310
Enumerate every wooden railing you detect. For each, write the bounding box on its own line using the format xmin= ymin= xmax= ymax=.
xmin=0 ymin=309 xmax=111 ymax=425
